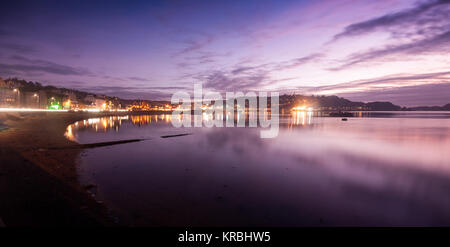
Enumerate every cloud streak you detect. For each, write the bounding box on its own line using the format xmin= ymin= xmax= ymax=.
xmin=173 ymin=33 xmax=215 ymax=57
xmin=188 ymin=53 xmax=322 ymax=92
xmin=327 ymin=0 xmax=450 ymax=71
xmin=75 ymin=85 xmax=189 ymax=100
xmin=198 ymin=70 xmax=269 ymax=92
xmin=128 ymin=76 xmax=151 ymax=82
xmin=0 ymin=55 xmax=91 ymax=76
xmin=330 ymin=31 xmax=450 ymax=70
xmin=332 ymin=0 xmax=450 ymax=41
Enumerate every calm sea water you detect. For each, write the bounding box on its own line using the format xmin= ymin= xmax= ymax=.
xmin=67 ymin=111 xmax=450 ymax=226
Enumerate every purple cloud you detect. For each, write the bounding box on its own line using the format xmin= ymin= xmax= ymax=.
xmin=330 ymin=31 xmax=450 ymax=70
xmin=332 ymin=0 xmax=450 ymax=41
xmin=0 ymin=55 xmax=91 ymax=76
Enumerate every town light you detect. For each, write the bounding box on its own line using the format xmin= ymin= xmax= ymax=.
xmin=292 ymin=106 xmax=314 ymax=111
xmin=201 ymin=105 xmax=210 ymax=111
xmin=292 ymin=106 xmax=306 ymax=111
xmin=49 ymin=104 xmax=60 ymax=110
xmin=63 ymin=100 xmax=72 ymax=109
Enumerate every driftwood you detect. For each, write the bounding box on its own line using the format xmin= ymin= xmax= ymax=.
xmin=50 ymin=133 xmax=192 ymax=150
xmin=50 ymin=139 xmax=146 ymax=150
xmin=79 ymin=139 xmax=146 ymax=148
xmin=160 ymin=133 xmax=191 ymax=139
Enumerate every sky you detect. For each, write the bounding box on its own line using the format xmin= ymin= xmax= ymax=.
xmin=0 ymin=0 xmax=449 ymax=106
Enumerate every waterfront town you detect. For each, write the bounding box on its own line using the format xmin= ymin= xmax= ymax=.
xmin=0 ymin=77 xmax=176 ymax=112
xmin=2 ymin=77 xmax=413 ymax=114
xmin=2 ymin=76 xmax=450 ymax=116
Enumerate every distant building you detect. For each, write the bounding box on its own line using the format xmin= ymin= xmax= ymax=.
xmin=47 ymin=94 xmax=63 ymax=109
xmin=62 ymin=91 xmax=79 ymax=110
xmin=37 ymin=90 xmax=47 ymax=109
xmin=0 ymin=77 xmax=7 ymax=88
xmin=23 ymin=92 xmax=40 ymax=108
xmin=0 ymin=78 xmax=17 ymax=107
xmin=0 ymin=88 xmax=16 ymax=107
xmin=84 ymin=94 xmax=96 ymax=105
xmin=94 ymin=98 xmax=106 ymax=109
xmin=128 ymin=101 xmax=151 ymax=111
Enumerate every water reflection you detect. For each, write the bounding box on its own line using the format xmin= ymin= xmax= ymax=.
xmin=354 ymin=111 xmax=450 ymax=118
xmin=68 ymin=112 xmax=450 ymax=226
xmin=66 ymin=111 xmax=317 ymax=141
xmin=66 ymin=115 xmax=166 ymax=136
xmin=130 ymin=114 xmax=173 ymax=125
xmin=288 ymin=110 xmax=313 ymax=127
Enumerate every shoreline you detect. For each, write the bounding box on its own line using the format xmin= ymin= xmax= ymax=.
xmin=0 ymin=111 xmax=130 ymax=226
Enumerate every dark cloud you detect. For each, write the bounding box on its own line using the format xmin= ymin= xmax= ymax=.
xmin=226 ymin=54 xmax=321 ymax=79
xmin=328 ymin=0 xmax=450 ymax=70
xmin=231 ymin=66 xmax=255 ymax=75
xmin=173 ymin=33 xmax=215 ymax=57
xmin=128 ymin=76 xmax=151 ymax=82
xmin=185 ymin=53 xmax=322 ymax=92
xmin=332 ymin=0 xmax=450 ymax=41
xmin=199 ymin=70 xmax=268 ymax=92
xmin=0 ymin=55 xmax=91 ymax=76
xmin=330 ymin=31 xmax=450 ymax=70
xmin=226 ymin=54 xmax=320 ymax=78
xmin=102 ymin=75 xmax=127 ymax=81
xmin=310 ymin=70 xmax=450 ymax=92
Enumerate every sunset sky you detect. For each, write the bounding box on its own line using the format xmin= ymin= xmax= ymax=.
xmin=0 ymin=0 xmax=449 ymax=106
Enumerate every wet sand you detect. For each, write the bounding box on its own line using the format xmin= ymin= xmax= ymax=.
xmin=0 ymin=112 xmax=128 ymax=226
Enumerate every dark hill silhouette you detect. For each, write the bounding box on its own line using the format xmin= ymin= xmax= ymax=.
xmin=365 ymin=102 xmax=402 ymax=111
xmin=408 ymin=104 xmax=450 ymax=111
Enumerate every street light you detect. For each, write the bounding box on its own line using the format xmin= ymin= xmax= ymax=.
xmin=13 ymin=89 xmax=20 ymax=107
xmin=33 ymin=93 xmax=40 ymax=108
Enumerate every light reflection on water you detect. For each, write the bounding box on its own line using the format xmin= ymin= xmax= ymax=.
xmin=67 ymin=111 xmax=450 ymax=226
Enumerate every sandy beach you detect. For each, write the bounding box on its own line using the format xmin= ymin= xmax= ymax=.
xmin=0 ymin=112 xmax=127 ymax=226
